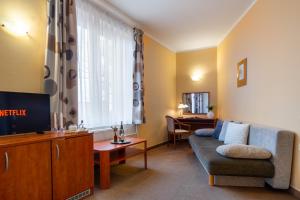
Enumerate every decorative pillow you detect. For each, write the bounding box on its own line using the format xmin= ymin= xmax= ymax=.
xmin=219 ymin=121 xmax=242 ymax=141
xmin=218 ymin=121 xmax=229 ymax=141
xmin=194 ymin=128 xmax=214 ymax=137
xmin=212 ymin=120 xmax=223 ymax=139
xmin=224 ymin=122 xmax=250 ymax=144
xmin=216 ymin=144 xmax=272 ymax=159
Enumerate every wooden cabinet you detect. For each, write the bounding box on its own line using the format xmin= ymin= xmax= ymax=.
xmin=0 ymin=141 xmax=52 ymax=200
xmin=0 ymin=131 xmax=93 ymax=200
xmin=176 ymin=117 xmax=216 ymax=131
xmin=52 ymin=135 xmax=94 ymax=200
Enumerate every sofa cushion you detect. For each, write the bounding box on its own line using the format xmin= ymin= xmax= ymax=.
xmin=188 ymin=135 xmax=274 ymax=178
xmin=224 ymin=123 xmax=250 ymax=144
xmin=194 ymin=128 xmax=214 ymax=137
xmin=216 ymin=144 xmax=272 ymax=159
xmin=189 ymin=134 xmax=223 ymax=147
xmin=198 ymin=147 xmax=274 ymax=177
xmin=219 ymin=121 xmax=243 ymax=141
xmin=212 ymin=120 xmax=223 ymax=139
xmin=218 ymin=121 xmax=229 ymax=141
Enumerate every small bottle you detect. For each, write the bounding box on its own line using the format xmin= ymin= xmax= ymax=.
xmin=119 ymin=121 xmax=125 ymax=142
xmin=113 ymin=127 xmax=118 ymax=142
xmin=114 ymin=131 xmax=118 ymax=142
xmin=111 ymin=126 xmax=118 ymax=143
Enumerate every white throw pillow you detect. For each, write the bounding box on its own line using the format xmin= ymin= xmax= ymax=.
xmin=218 ymin=121 xmax=229 ymax=141
xmin=216 ymin=144 xmax=272 ymax=159
xmin=224 ymin=122 xmax=250 ymax=144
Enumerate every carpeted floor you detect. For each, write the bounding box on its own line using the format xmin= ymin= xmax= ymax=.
xmin=88 ymin=142 xmax=297 ymax=200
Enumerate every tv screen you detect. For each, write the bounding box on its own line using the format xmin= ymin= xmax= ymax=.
xmin=0 ymin=91 xmax=51 ymax=135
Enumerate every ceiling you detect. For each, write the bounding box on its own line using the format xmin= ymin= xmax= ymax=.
xmin=107 ymin=0 xmax=255 ymax=52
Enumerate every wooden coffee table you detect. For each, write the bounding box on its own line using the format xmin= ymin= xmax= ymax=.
xmin=94 ymin=137 xmax=147 ymax=189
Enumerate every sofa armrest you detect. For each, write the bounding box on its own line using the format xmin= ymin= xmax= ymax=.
xmin=249 ymin=124 xmax=294 ymax=189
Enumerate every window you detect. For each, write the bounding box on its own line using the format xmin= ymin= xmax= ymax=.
xmin=76 ymin=0 xmax=134 ymax=129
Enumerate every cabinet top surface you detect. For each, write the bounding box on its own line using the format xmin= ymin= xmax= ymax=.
xmin=0 ymin=131 xmax=92 ymax=147
xmin=94 ymin=137 xmax=146 ymax=152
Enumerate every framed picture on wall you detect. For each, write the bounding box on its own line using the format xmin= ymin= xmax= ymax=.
xmin=237 ymin=58 xmax=247 ymax=87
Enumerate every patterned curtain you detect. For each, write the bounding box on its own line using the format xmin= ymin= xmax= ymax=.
xmin=44 ymin=0 xmax=78 ymax=129
xmin=133 ymin=28 xmax=145 ymax=124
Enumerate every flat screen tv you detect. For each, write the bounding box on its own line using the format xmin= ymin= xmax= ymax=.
xmin=0 ymin=91 xmax=51 ymax=135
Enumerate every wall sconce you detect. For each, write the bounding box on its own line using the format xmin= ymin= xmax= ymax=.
xmin=1 ymin=21 xmax=29 ymax=36
xmin=191 ymin=69 xmax=204 ymax=81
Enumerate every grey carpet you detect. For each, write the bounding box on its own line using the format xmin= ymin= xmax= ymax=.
xmin=88 ymin=143 xmax=297 ymax=200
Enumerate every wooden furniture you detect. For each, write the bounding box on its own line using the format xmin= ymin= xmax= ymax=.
xmin=52 ymin=133 xmax=94 ymax=200
xmin=0 ymin=131 xmax=94 ymax=200
xmin=0 ymin=141 xmax=52 ymax=200
xmin=94 ymin=137 xmax=147 ymax=189
xmin=175 ymin=117 xmax=216 ymax=131
xmin=166 ymin=115 xmax=192 ymax=148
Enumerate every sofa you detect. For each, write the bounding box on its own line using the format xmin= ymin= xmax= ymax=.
xmin=189 ymin=124 xmax=294 ymax=189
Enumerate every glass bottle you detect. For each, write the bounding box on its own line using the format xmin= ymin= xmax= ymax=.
xmin=119 ymin=121 xmax=125 ymax=142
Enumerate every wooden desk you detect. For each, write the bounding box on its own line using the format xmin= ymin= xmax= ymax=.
xmin=176 ymin=117 xmax=216 ymax=131
xmin=94 ymin=137 xmax=147 ymax=189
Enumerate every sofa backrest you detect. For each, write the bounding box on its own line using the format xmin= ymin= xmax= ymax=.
xmin=248 ymin=124 xmax=294 ymax=189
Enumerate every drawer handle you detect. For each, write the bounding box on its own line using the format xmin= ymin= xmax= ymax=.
xmin=56 ymin=144 xmax=60 ymax=160
xmin=4 ymin=152 xmax=9 ymax=171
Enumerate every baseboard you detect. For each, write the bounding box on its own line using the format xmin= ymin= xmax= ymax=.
xmin=147 ymin=141 xmax=169 ymax=151
xmin=289 ymin=186 xmax=300 ymax=199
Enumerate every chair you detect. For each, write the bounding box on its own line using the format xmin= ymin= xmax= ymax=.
xmin=165 ymin=115 xmax=192 ymax=148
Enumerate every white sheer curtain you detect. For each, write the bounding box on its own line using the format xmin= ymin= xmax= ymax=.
xmin=76 ymin=0 xmax=134 ymax=128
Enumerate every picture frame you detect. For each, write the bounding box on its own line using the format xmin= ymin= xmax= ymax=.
xmin=237 ymin=58 xmax=247 ymax=87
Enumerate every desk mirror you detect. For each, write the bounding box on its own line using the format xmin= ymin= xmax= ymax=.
xmin=182 ymin=92 xmax=209 ymax=114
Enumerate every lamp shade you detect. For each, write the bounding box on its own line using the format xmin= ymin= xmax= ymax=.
xmin=178 ymin=103 xmax=188 ymax=109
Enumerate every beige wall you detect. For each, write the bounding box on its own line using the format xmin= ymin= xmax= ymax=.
xmin=217 ymin=0 xmax=300 ymax=190
xmin=0 ymin=0 xmax=46 ymax=93
xmin=176 ymin=48 xmax=217 ymax=115
xmin=138 ymin=35 xmax=177 ymax=147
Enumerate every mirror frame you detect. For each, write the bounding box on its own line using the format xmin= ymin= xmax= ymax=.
xmin=182 ymin=91 xmax=210 ymax=115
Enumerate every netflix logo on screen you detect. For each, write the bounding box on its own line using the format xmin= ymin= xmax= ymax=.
xmin=0 ymin=109 xmax=27 ymax=117
xmin=0 ymin=92 xmax=51 ymax=135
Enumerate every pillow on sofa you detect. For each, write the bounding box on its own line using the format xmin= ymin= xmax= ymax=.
xmin=212 ymin=120 xmax=223 ymax=139
xmin=219 ymin=121 xmax=243 ymax=141
xmin=216 ymin=144 xmax=272 ymax=159
xmin=218 ymin=121 xmax=229 ymax=141
xmin=224 ymin=122 xmax=249 ymax=144
xmin=194 ymin=128 xmax=214 ymax=137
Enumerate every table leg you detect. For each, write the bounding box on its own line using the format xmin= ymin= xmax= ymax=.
xmin=173 ymin=134 xmax=176 ymax=148
xmin=144 ymin=141 xmax=147 ymax=169
xmin=118 ymin=148 xmax=126 ymax=164
xmin=100 ymin=151 xmax=110 ymax=189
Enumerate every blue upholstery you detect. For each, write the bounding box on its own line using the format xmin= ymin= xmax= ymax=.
xmin=212 ymin=120 xmax=223 ymax=139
